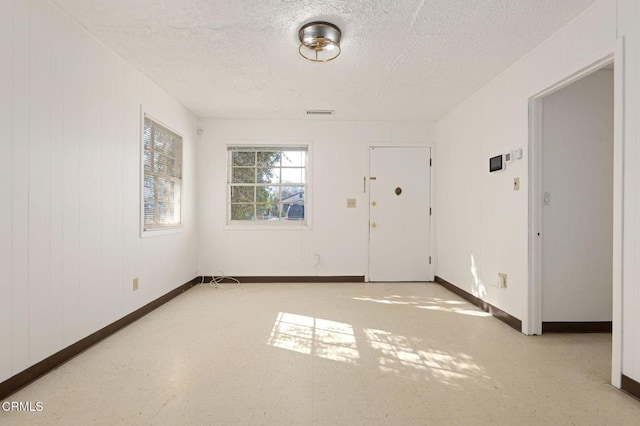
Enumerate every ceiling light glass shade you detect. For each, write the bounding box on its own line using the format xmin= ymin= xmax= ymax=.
xmin=298 ymin=21 xmax=341 ymax=63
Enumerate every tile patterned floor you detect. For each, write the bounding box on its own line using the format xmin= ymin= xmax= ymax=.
xmin=1 ymin=282 xmax=639 ymax=425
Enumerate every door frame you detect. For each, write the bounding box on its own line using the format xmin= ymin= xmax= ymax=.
xmin=365 ymin=145 xmax=435 ymax=282
xmin=527 ymin=39 xmax=624 ymax=387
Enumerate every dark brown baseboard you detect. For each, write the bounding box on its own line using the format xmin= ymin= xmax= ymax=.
xmin=435 ymin=276 xmax=522 ymax=332
xmin=622 ymin=375 xmax=640 ymax=401
xmin=542 ymin=322 xmax=612 ymax=333
xmin=201 ymin=275 xmax=365 ymax=283
xmin=0 ymin=277 xmax=200 ymax=401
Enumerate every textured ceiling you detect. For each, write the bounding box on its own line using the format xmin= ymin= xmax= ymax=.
xmin=51 ymin=0 xmax=597 ymax=121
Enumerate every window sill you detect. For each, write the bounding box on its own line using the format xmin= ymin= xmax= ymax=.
xmin=224 ymin=222 xmax=311 ymax=231
xmin=141 ymin=225 xmax=184 ymax=238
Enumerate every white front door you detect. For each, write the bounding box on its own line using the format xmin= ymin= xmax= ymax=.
xmin=368 ymin=147 xmax=432 ymax=282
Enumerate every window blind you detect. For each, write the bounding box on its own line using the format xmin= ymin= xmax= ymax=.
xmin=143 ymin=117 xmax=183 ymax=229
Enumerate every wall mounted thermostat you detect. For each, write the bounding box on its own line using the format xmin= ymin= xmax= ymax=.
xmin=489 ymin=155 xmax=505 ymax=173
xmin=504 ymin=152 xmax=513 ymax=163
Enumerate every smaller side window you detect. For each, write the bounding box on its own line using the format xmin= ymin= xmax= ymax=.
xmin=143 ymin=117 xmax=183 ymax=230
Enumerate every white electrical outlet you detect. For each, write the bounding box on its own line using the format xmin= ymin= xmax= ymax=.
xmin=133 ymin=277 xmax=139 ymax=291
xmin=498 ymin=273 xmax=507 ymax=288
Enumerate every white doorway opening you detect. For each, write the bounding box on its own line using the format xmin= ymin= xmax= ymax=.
xmin=528 ymin=43 xmax=624 ymax=388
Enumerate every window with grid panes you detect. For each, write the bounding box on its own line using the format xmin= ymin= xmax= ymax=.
xmin=228 ymin=146 xmax=307 ymax=223
xmin=143 ymin=117 xmax=183 ymax=230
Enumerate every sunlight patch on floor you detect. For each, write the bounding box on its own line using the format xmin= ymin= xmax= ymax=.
xmin=416 ymin=304 xmax=491 ymax=317
xmin=353 ymin=295 xmax=490 ymax=317
xmin=267 ymin=312 xmax=360 ymax=364
xmin=364 ymin=328 xmax=489 ymax=387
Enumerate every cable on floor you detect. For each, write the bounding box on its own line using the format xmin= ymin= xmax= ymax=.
xmin=201 ymin=271 xmax=240 ymax=290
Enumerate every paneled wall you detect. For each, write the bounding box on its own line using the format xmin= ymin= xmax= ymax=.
xmin=197 ymin=119 xmax=435 ymax=278
xmin=436 ymin=0 xmax=640 ymax=386
xmin=0 ymin=0 xmax=198 ymax=382
xmin=435 ymin=0 xmax=616 ymax=331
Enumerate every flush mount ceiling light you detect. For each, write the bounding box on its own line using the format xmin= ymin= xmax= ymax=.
xmin=298 ymin=21 xmax=341 ymax=63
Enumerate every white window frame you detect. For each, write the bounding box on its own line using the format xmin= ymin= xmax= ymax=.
xmin=226 ymin=144 xmax=310 ymax=229
xmin=141 ymin=112 xmax=184 ymax=237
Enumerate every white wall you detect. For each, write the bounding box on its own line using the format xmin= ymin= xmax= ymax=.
xmin=541 ymin=70 xmax=614 ymax=322
xmin=0 ymin=0 xmax=199 ymax=383
xmin=436 ymin=0 xmax=640 ymax=385
xmin=197 ymin=119 xmax=435 ymax=277
xmin=436 ymin=0 xmax=616 ymax=326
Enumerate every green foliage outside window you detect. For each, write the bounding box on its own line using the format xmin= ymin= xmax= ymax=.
xmin=228 ymin=148 xmax=306 ymax=222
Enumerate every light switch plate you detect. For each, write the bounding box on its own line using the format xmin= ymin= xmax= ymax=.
xmin=513 ymin=148 xmax=523 ymax=160
xmin=513 ymin=177 xmax=520 ymax=191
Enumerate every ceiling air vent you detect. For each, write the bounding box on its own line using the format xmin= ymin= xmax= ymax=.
xmin=306 ymin=109 xmax=335 ymax=116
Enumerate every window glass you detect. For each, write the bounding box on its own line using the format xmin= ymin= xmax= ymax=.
xmin=228 ymin=146 xmax=307 ymax=223
xmin=143 ymin=117 xmax=183 ymax=230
